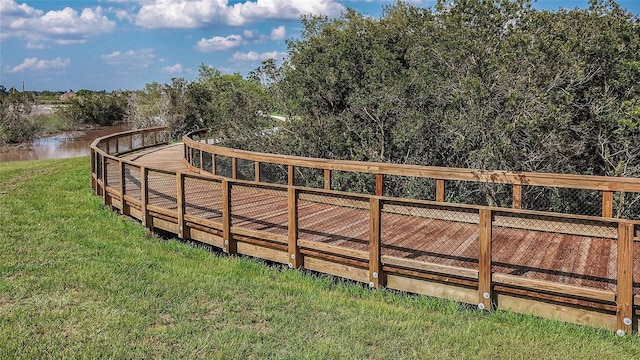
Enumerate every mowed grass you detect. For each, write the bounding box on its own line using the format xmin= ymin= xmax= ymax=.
xmin=1 ymin=157 xmax=640 ymax=359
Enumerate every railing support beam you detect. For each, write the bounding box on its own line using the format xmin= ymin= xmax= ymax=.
xmin=616 ymin=222 xmax=634 ymax=335
xmin=479 ymin=208 xmax=493 ymax=311
xmin=288 ymin=187 xmax=301 ymax=268
xmin=369 ymin=197 xmax=383 ymax=288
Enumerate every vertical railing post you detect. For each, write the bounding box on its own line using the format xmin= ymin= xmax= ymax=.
xmin=369 ymin=197 xmax=383 ymax=288
xmin=140 ymin=166 xmax=152 ymax=229
xmin=102 ymin=156 xmax=108 ymax=204
xmin=213 ymin=154 xmax=217 ymax=176
xmin=199 ymin=150 xmax=203 ymax=171
xmin=91 ymin=149 xmax=96 ymax=190
xmin=128 ymin=134 xmax=133 ymax=151
xmin=478 ymin=208 xmax=493 ymax=310
xmin=375 ymin=174 xmax=383 ymax=196
xmin=324 ymin=169 xmax=331 ymax=190
xmin=288 ymin=165 xmax=294 ymax=186
xmin=222 ymin=179 xmax=236 ymax=255
xmin=119 ymin=160 xmax=126 ymax=214
xmin=288 ymin=187 xmax=301 ymax=268
xmin=436 ymin=179 xmax=445 ymax=202
xmin=231 ymin=158 xmax=237 ymax=179
xmin=512 ymin=184 xmax=522 ymax=209
xmin=255 ymin=161 xmax=260 ymax=182
xmin=177 ymin=173 xmax=185 ymax=239
xmin=603 ymin=191 xmax=614 ymax=218
xmin=616 ymin=222 xmax=634 ymax=335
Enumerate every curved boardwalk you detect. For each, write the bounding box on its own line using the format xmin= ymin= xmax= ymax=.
xmin=92 ymin=127 xmax=640 ymax=334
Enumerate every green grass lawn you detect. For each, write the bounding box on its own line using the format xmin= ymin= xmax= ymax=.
xmin=1 ymin=157 xmax=640 ymax=359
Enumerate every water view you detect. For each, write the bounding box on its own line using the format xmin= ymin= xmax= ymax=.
xmin=0 ymin=123 xmax=132 ymax=162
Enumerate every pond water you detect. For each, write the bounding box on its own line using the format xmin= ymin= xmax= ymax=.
xmin=0 ymin=123 xmax=132 ymax=162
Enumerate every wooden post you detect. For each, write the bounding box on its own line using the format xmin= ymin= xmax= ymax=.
xmin=288 ymin=165 xmax=294 ymax=186
xmin=102 ymin=156 xmax=108 ymax=204
xmin=436 ymin=179 xmax=445 ymax=202
xmin=512 ymin=184 xmax=522 ymax=209
xmin=177 ymin=173 xmax=185 ymax=239
xmin=222 ymin=180 xmax=236 ymax=255
xmin=199 ymin=150 xmax=203 ymax=170
xmin=255 ymin=161 xmax=260 ymax=182
xmin=91 ymin=150 xmax=96 ymax=191
xmin=603 ymin=191 xmax=613 ymax=218
xmin=128 ymin=134 xmax=133 ymax=151
xmin=212 ymin=154 xmax=217 ymax=176
xmin=369 ymin=197 xmax=383 ymax=288
xmin=324 ymin=169 xmax=331 ymax=190
xmin=119 ymin=160 xmax=126 ymax=213
xmin=478 ymin=208 xmax=493 ymax=310
xmin=288 ymin=187 xmax=301 ymax=268
xmin=616 ymin=222 xmax=634 ymax=335
xmin=231 ymin=158 xmax=237 ymax=179
xmin=375 ymin=174 xmax=383 ymax=196
xmin=140 ymin=166 xmax=152 ymax=229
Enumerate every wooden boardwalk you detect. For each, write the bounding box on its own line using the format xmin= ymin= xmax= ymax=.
xmin=92 ymin=127 xmax=640 ymax=334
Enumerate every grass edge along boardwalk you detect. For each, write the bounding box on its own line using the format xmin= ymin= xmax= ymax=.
xmin=92 ymin=127 xmax=640 ymax=336
xmin=1 ymin=159 xmax=640 ymax=357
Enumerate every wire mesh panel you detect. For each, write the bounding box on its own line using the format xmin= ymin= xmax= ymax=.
xmin=383 ymin=175 xmax=436 ymax=200
xmin=491 ymin=212 xmax=618 ymax=292
xmin=293 ymin=166 xmax=324 ymax=189
xmin=132 ymin=134 xmax=142 ymax=149
xmin=123 ymin=163 xmax=142 ymax=201
xmin=184 ymin=176 xmax=223 ymax=223
xmin=522 ymin=186 xmax=601 ymax=216
xmin=634 ymin=228 xmax=640 ymax=295
xmin=215 ymin=155 xmax=233 ymax=178
xmin=144 ymin=132 xmax=156 ymax=147
xmin=613 ymin=192 xmax=640 ymax=220
xmin=116 ymin=137 xmax=131 ymax=153
xmin=236 ymin=158 xmax=255 ymax=181
xmin=96 ymin=153 xmax=103 ymax=180
xmin=446 ymin=180 xmax=512 ymax=207
xmin=147 ymin=170 xmax=177 ymax=212
xmin=259 ymin=162 xmax=288 ymax=185
xmin=156 ymin=130 xmax=168 ymax=144
xmin=105 ymin=158 xmax=120 ymax=191
xmin=190 ymin=148 xmax=201 ymax=169
xmin=331 ymin=171 xmax=376 ymax=195
xmin=107 ymin=139 xmax=117 ymax=155
xmin=298 ymin=191 xmax=370 ymax=253
xmin=381 ymin=201 xmax=480 ymax=271
xmin=230 ymin=184 xmax=288 ymax=237
xmin=202 ymin=152 xmax=213 ymax=174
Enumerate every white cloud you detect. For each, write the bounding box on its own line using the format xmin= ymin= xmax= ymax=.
xmin=134 ymin=0 xmax=344 ymax=29
xmin=8 ymin=57 xmax=71 ymax=73
xmin=232 ymin=51 xmax=286 ymax=62
xmin=270 ymin=25 xmax=286 ymax=40
xmin=162 ymin=63 xmax=184 ymax=73
xmin=195 ymin=34 xmax=243 ymax=52
xmin=0 ymin=0 xmax=115 ymax=46
xmin=244 ymin=29 xmax=256 ymax=38
xmin=101 ymin=48 xmax=156 ymax=68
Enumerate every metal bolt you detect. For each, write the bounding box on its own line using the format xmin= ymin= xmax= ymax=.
xmin=623 ymin=317 xmax=633 ymax=326
xmin=369 ymin=282 xmax=375 ymax=288
xmin=478 ymin=303 xmax=485 ymax=310
xmin=483 ymin=292 xmax=491 ymax=299
xmin=616 ymin=329 xmax=626 ymax=336
xmin=179 ymin=226 xmax=183 ymax=231
xmin=222 ymin=247 xmax=227 ymax=253
xmin=291 ymin=254 xmax=296 ymax=259
xmin=372 ymin=272 xmax=379 ymax=279
xmin=224 ymin=239 xmax=229 ymax=245
xmin=288 ymin=263 xmax=293 ymax=268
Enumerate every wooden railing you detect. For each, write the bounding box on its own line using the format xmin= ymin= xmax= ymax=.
xmin=91 ymin=127 xmax=640 ymax=335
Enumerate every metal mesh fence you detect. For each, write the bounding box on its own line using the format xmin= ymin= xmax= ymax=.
xmin=123 ymin=163 xmax=142 ymax=201
xmin=384 ymin=175 xmax=436 ymax=200
xmin=293 ymin=166 xmax=324 ymax=189
xmin=634 ymin=228 xmax=640 ymax=295
xmin=144 ymin=132 xmax=156 ymax=147
xmin=298 ymin=191 xmax=370 ymax=253
xmin=147 ymin=170 xmax=177 ymax=211
xmin=522 ymin=186 xmax=601 ymax=216
xmin=231 ymin=184 xmax=288 ymax=237
xmin=259 ymin=162 xmax=288 ymax=185
xmin=132 ymin=134 xmax=142 ymax=149
xmin=202 ymin=152 xmax=213 ymax=173
xmin=190 ymin=148 xmax=201 ymax=169
xmin=446 ymin=180 xmax=512 ymax=207
xmin=331 ymin=171 xmax=376 ymax=195
xmin=215 ymin=155 xmax=233 ymax=178
xmin=96 ymin=153 xmax=103 ymax=180
xmin=491 ymin=212 xmax=618 ymax=292
xmin=116 ymin=137 xmax=131 ymax=153
xmin=613 ymin=192 xmax=640 ymax=220
xmin=157 ymin=130 xmax=168 ymax=144
xmin=236 ymin=159 xmax=255 ymax=181
xmin=184 ymin=176 xmax=223 ymax=223
xmin=381 ymin=202 xmax=480 ymax=271
xmin=105 ymin=158 xmax=120 ymax=191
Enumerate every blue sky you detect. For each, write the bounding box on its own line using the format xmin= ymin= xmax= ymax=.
xmin=1 ymin=0 xmax=639 ymax=92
